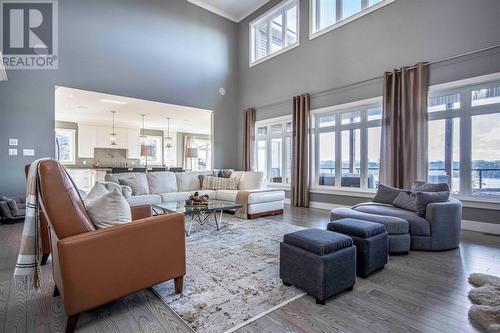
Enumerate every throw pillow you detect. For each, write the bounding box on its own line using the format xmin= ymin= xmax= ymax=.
xmin=146 ymin=172 xmax=178 ymax=194
xmin=373 ymin=184 xmax=410 ymax=204
xmin=1 ymin=196 xmax=18 ymax=216
xmin=412 ymin=181 xmax=450 ymax=193
xmin=84 ymin=183 xmax=132 ymax=229
xmin=202 ymin=175 xmax=239 ymax=190
xmin=118 ymin=177 xmax=148 ymax=195
xmin=221 ymin=169 xmax=233 ymax=178
xmin=392 ymin=192 xmax=417 ymax=212
xmin=415 ymin=191 xmax=450 ymax=217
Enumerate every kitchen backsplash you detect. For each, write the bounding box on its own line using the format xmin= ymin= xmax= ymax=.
xmin=94 ymin=148 xmax=128 ymax=167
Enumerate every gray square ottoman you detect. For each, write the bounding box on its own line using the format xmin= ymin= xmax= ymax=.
xmin=280 ymin=229 xmax=356 ymax=305
xmin=328 ymin=218 xmax=388 ymax=278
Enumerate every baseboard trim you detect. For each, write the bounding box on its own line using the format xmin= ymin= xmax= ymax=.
xmin=461 ymin=220 xmax=500 ymax=235
xmin=285 ymin=201 xmax=500 ymax=235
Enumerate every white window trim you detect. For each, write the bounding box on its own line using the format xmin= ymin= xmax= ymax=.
xmin=249 ymin=0 xmax=300 ymax=67
xmin=309 ymin=0 xmax=396 ymax=40
xmin=140 ymin=135 xmax=163 ymax=166
xmin=255 ymin=115 xmax=293 ymax=185
xmin=311 ymin=97 xmax=383 ymax=193
xmin=428 ymin=73 xmax=500 ymax=202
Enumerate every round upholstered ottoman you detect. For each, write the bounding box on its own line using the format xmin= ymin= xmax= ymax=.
xmin=280 ymin=229 xmax=356 ymax=305
xmin=328 ymin=218 xmax=388 ymax=278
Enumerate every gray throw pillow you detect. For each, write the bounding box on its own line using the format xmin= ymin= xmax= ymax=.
xmin=373 ymin=184 xmax=409 ymax=204
xmin=118 ymin=177 xmax=148 ymax=196
xmin=1 ymin=196 xmax=19 ymax=216
xmin=412 ymin=181 xmax=450 ymax=193
xmin=392 ymin=192 xmax=417 ymax=212
xmin=415 ymin=191 xmax=450 ymax=217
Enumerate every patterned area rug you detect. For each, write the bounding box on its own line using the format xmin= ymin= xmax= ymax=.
xmin=153 ymin=216 xmax=306 ymax=333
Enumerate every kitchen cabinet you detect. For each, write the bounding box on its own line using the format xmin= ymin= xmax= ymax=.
xmin=127 ymin=128 xmax=141 ymax=159
xmin=78 ymin=125 xmax=96 ymax=158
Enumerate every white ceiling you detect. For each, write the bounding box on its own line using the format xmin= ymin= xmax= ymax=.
xmin=188 ymin=0 xmax=270 ymax=22
xmin=55 ymin=86 xmax=212 ymax=135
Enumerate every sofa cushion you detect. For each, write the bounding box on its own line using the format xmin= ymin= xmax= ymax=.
xmin=373 ymin=184 xmax=410 ymax=204
xmin=215 ymin=190 xmax=239 ymax=202
xmin=331 ymin=207 xmax=409 ymax=235
xmin=202 ymin=176 xmax=239 ymax=190
xmin=176 ymin=172 xmax=202 ymax=192
xmin=412 ymin=181 xmax=450 ymax=192
xmin=354 ymin=204 xmax=430 ymax=236
xmin=160 ymin=191 xmax=191 ymax=203
xmin=328 ymin=218 xmax=387 ymax=238
xmin=392 ymin=192 xmax=417 ymax=212
xmin=127 ymin=194 xmax=162 ymax=206
xmin=119 ymin=177 xmax=148 ymax=196
xmin=84 ymin=183 xmax=131 ymax=229
xmin=415 ymin=191 xmax=450 ymax=217
xmin=247 ymin=190 xmax=285 ymax=204
xmin=147 ymin=172 xmax=178 ymax=194
xmin=106 ymin=173 xmax=149 ymax=195
xmin=284 ymin=229 xmax=353 ymax=256
xmin=1 ymin=196 xmax=19 ymax=216
xmin=197 ymin=190 xmax=217 ymax=198
xmin=231 ymin=171 xmax=263 ymax=190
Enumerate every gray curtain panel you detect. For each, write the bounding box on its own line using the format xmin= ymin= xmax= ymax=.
xmin=243 ymin=108 xmax=255 ymax=171
xmin=291 ymin=94 xmax=310 ymax=207
xmin=380 ymin=63 xmax=429 ymax=189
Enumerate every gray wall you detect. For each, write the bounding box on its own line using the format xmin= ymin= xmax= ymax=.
xmin=237 ymin=0 xmax=500 ymax=224
xmin=0 ymin=0 xmax=239 ymax=197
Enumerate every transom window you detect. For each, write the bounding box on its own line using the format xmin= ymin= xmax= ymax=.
xmin=312 ymin=99 xmax=382 ymax=190
xmin=250 ymin=0 xmax=299 ymax=66
xmin=310 ymin=0 xmax=395 ymax=39
xmin=255 ymin=116 xmax=293 ymax=185
xmin=428 ymin=78 xmax=500 ymax=199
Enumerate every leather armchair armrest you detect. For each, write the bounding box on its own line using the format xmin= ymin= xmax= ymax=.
xmin=130 ymin=204 xmax=152 ymax=220
xmin=56 ymin=213 xmax=186 ymax=315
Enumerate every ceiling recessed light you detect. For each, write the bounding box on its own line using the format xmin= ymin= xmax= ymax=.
xmin=69 ymin=94 xmax=74 ymax=98
xmin=77 ymin=106 xmax=88 ymax=109
xmin=100 ymin=99 xmax=127 ymax=105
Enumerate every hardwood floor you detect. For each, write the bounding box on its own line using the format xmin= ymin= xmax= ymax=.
xmin=1 ymin=206 xmax=499 ymax=333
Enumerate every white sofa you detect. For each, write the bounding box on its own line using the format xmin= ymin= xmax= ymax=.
xmin=103 ymin=171 xmax=285 ymax=219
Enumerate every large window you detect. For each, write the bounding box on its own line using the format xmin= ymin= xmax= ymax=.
xmin=312 ymin=99 xmax=382 ymax=190
xmin=56 ymin=128 xmax=76 ymax=165
xmin=140 ymin=136 xmax=163 ymax=166
xmin=250 ymin=0 xmax=298 ymax=66
xmin=255 ymin=116 xmax=293 ymax=184
xmin=196 ymin=139 xmax=212 ymax=171
xmin=428 ymin=78 xmax=500 ymax=198
xmin=310 ymin=0 xmax=395 ymax=39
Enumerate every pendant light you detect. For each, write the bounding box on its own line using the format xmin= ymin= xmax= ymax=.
xmin=139 ymin=114 xmax=148 ymax=145
xmin=109 ymin=111 xmax=118 ymax=146
xmin=165 ymin=117 xmax=173 ymax=149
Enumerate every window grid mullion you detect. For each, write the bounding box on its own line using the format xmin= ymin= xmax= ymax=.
xmin=460 ymin=89 xmax=472 ymax=197
xmin=334 ymin=113 xmax=342 ymax=189
xmin=336 ymin=0 xmax=342 ymax=22
xmin=360 ymin=111 xmax=369 ymax=189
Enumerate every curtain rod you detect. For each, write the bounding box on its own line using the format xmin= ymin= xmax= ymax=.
xmin=254 ymin=43 xmax=500 ymax=110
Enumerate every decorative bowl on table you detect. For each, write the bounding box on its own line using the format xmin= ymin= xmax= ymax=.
xmin=185 ymin=192 xmax=209 ymax=207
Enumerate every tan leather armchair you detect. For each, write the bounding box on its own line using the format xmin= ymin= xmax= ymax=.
xmin=37 ymin=160 xmax=186 ymax=333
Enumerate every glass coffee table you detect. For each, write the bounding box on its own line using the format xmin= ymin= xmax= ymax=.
xmin=152 ymin=200 xmax=243 ymax=236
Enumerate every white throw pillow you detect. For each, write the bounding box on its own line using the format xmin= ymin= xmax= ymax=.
xmin=147 ymin=172 xmax=178 ymax=194
xmin=84 ymin=183 xmax=132 ymax=229
xmin=176 ymin=172 xmax=202 ymax=191
xmin=232 ymin=171 xmax=264 ymax=190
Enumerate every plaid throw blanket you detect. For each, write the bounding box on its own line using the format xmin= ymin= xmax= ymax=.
xmin=14 ymin=159 xmax=47 ymax=289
